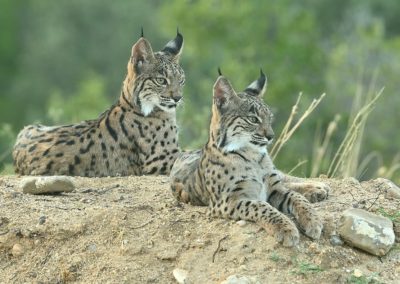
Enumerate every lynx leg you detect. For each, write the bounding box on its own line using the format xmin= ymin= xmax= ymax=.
xmin=267 ymin=174 xmax=323 ymax=239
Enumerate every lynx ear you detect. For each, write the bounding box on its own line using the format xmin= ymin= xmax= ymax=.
xmin=131 ymin=37 xmax=155 ymax=74
xmin=213 ymin=73 xmax=236 ymax=112
xmin=244 ymin=69 xmax=267 ymax=98
xmin=161 ymin=29 xmax=184 ymax=62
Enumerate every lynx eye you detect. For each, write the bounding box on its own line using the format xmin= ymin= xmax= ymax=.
xmin=248 ymin=116 xmax=260 ymax=124
xmin=179 ymin=77 xmax=185 ymax=86
xmin=155 ymin=77 xmax=168 ymax=86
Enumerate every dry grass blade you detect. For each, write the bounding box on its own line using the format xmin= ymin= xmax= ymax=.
xmin=310 ymin=114 xmax=340 ymax=177
xmin=327 ymin=87 xmax=384 ymax=178
xmin=271 ymin=93 xmax=326 ymax=160
xmin=287 ymin=160 xmax=308 ymax=175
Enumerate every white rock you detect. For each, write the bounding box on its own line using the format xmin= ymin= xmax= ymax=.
xmin=173 ymin=268 xmax=188 ymax=284
xmin=21 ymin=176 xmax=75 ymax=194
xmin=236 ymin=220 xmax=247 ymax=227
xmin=353 ymin=269 xmax=363 ymax=278
xmin=221 ymin=275 xmax=258 ymax=284
xmin=338 ymin=208 xmax=395 ymax=256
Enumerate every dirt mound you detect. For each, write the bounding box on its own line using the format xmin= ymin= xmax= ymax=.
xmin=0 ymin=176 xmax=399 ymax=283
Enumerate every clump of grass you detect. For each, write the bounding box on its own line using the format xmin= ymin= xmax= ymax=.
xmin=291 ymin=261 xmax=323 ymax=276
xmin=271 ymin=92 xmax=326 ymax=161
xmin=269 ymin=252 xmax=282 ymax=262
xmin=377 ymin=207 xmax=400 ymax=222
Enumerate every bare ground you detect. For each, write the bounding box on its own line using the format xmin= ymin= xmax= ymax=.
xmin=0 ymin=175 xmax=399 ymax=284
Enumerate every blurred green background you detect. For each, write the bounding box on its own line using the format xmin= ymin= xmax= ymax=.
xmin=1 ymin=0 xmax=399 ymax=182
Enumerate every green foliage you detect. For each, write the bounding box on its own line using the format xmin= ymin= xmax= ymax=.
xmin=46 ymin=72 xmax=110 ymax=124
xmin=0 ymin=123 xmax=16 ymax=172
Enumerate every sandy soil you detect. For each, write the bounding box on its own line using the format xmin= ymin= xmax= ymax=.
xmin=0 ymin=175 xmax=399 ymax=284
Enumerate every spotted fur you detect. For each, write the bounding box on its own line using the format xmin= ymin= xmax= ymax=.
xmin=170 ymin=71 xmax=324 ymax=247
xmin=13 ymin=31 xmax=185 ymax=176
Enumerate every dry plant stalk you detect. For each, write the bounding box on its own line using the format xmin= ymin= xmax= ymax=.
xmin=288 ymin=160 xmax=308 ymax=175
xmin=327 ymin=87 xmax=384 ymax=178
xmin=377 ymin=153 xmax=400 ymax=180
xmin=271 ymin=92 xmax=326 ymax=160
xmin=310 ymin=114 xmax=341 ymax=177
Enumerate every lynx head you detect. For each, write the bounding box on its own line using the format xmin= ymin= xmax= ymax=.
xmin=124 ymin=30 xmax=185 ymax=116
xmin=210 ymin=70 xmax=274 ymax=154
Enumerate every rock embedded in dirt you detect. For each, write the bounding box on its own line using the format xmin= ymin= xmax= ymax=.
xmin=330 ymin=235 xmax=343 ymax=246
xmin=38 ymin=216 xmax=46 ymax=225
xmin=375 ymin=178 xmax=400 ymax=199
xmin=11 ymin=243 xmax=24 ymax=257
xmin=220 ymin=274 xmax=258 ymax=284
xmin=21 ymin=176 xmax=75 ymax=194
xmin=172 ymin=268 xmax=188 ymax=284
xmin=338 ymin=208 xmax=395 ymax=256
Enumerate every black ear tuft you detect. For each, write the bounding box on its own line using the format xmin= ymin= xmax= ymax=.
xmin=161 ymin=31 xmax=184 ymax=62
xmin=218 ymin=67 xmax=222 ymax=76
xmin=140 ymin=26 xmax=144 ymax=38
xmin=244 ymin=69 xmax=267 ymax=97
xmin=260 ymin=68 xmax=265 ymax=78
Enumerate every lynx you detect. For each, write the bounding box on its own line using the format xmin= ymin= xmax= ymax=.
xmin=13 ymin=31 xmax=185 ymax=176
xmin=170 ymin=71 xmax=328 ymax=246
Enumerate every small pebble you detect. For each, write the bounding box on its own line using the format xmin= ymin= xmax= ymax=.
xmin=236 ymin=220 xmax=247 ymax=227
xmin=353 ymin=269 xmax=363 ymax=278
xmin=87 ymin=243 xmax=97 ymax=252
xmin=173 ymin=268 xmax=188 ymax=284
xmin=308 ymin=243 xmax=320 ymax=254
xmin=38 ymin=216 xmax=46 ymax=225
xmin=330 ymin=235 xmax=343 ymax=246
xmin=12 ymin=243 xmax=24 ymax=257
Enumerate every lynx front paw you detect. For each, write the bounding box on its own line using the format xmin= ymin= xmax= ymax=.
xmin=300 ymin=182 xmax=330 ymax=203
xmin=297 ymin=209 xmax=323 ymax=240
xmin=274 ymin=220 xmax=300 ymax=247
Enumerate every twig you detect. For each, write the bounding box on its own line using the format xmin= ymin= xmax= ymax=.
xmin=366 ymin=182 xmax=385 ymax=210
xmin=131 ymin=218 xmax=154 ymax=229
xmin=212 ymin=235 xmax=229 ymax=263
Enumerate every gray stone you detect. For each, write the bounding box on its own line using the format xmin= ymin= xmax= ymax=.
xmin=330 ymin=235 xmax=343 ymax=246
xmin=38 ymin=216 xmax=46 ymax=225
xmin=338 ymin=208 xmax=395 ymax=256
xmin=21 ymin=176 xmax=75 ymax=194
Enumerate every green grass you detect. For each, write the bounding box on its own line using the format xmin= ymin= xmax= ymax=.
xmin=291 ymin=261 xmax=323 ymax=276
xmin=377 ymin=207 xmax=400 ymax=223
xmin=269 ymin=252 xmax=282 ymax=262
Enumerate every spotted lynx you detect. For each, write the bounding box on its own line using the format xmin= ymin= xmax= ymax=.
xmin=13 ymin=31 xmax=185 ymax=176
xmin=170 ymin=71 xmax=326 ymax=247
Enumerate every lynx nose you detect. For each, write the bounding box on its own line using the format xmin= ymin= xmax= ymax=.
xmin=266 ymin=133 xmax=274 ymax=141
xmin=172 ymin=96 xmax=182 ymax=103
